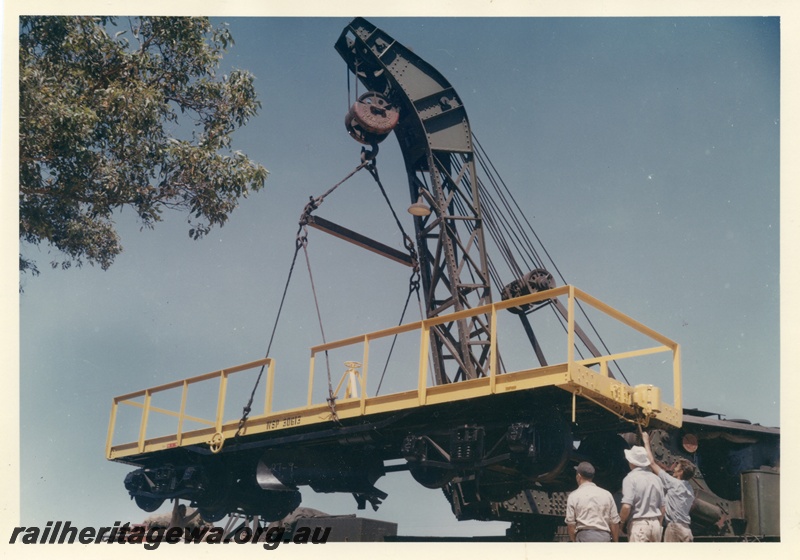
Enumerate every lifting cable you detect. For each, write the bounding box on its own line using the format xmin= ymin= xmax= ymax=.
xmin=301 ymin=229 xmax=341 ymax=424
xmin=365 ymin=160 xmax=418 ymax=269
xmin=233 ymin=225 xmax=304 ymax=444
xmin=347 ymin=59 xmax=360 ymax=108
xmin=233 ymin=159 xmax=375 ymax=442
xmin=364 ymin=160 xmax=424 ymax=395
xmin=375 ymin=269 xmax=421 ymax=395
xmin=412 ymin=172 xmax=441 ymax=389
xmin=471 ymin=134 xmax=630 ymax=384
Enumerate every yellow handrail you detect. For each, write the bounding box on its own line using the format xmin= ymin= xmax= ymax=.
xmin=107 ymin=286 xmax=682 ymax=459
xmin=106 ymin=357 xmax=274 ymax=459
xmin=307 ymin=285 xmax=678 ymax=405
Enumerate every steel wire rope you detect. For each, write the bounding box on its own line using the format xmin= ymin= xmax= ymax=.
xmin=473 ymin=135 xmax=559 ymax=278
xmin=447 ymin=174 xmax=538 ymax=377
xmin=454 ymin=176 xmax=520 ymax=280
xmin=442 ymin=144 xmax=598 ymax=378
xmin=472 ymin=133 xmax=629 ymax=383
xmin=414 ymin=171 xmax=439 ymax=388
xmin=436 ymin=154 xmax=499 ymax=378
xmin=473 ymin=149 xmax=547 ymax=268
xmin=450 ymin=179 xmax=514 ymax=320
xmin=375 ymin=272 xmax=418 ymax=396
xmin=347 ymin=59 xmax=360 ymax=108
xmin=363 ymin=160 xmax=425 ymax=396
xmin=317 ymin=160 xmax=371 ymax=203
xmin=472 ymin=149 xmax=548 ymax=272
xmin=300 ymin=235 xmax=339 ymax=423
xmin=474 ymin=143 xmax=565 ymax=362
xmin=232 ymin=161 xmax=375 ymax=442
xmin=482 ymin=191 xmax=584 ymax=370
xmin=447 ymin=153 xmax=528 ymax=284
xmin=475 ymin=160 xmax=543 ymax=272
xmin=232 ymin=227 xmax=304 ymax=444
xmin=425 ymin=159 xmax=498 ymax=383
xmin=346 ymin=62 xmax=351 ymax=108
xmin=451 ymin=154 xmax=581 ymax=374
xmin=475 ymin=181 xmax=530 ymax=278
xmin=365 ymin=161 xmax=417 ymax=254
xmin=433 ymin=148 xmax=627 ymax=383
xmin=411 ymin=167 xmax=463 ymax=384
xmin=431 ymin=153 xmax=498 ymax=290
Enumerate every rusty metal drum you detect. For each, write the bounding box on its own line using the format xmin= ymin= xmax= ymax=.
xmin=345 ymin=91 xmax=399 ymax=144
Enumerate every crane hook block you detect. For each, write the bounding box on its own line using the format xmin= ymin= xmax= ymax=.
xmin=345 ymin=92 xmax=399 ymax=145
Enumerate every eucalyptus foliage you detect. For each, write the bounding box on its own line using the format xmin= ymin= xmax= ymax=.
xmin=19 ymin=16 xmax=268 ymax=276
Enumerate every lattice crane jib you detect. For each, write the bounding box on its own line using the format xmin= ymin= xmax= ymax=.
xmin=335 ymin=18 xmax=493 ymax=384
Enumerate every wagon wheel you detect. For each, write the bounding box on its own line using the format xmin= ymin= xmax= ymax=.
xmin=134 ymin=495 xmax=164 ymax=512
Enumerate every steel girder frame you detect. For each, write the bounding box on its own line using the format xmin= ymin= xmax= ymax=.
xmin=335 ymin=18 xmax=493 ymax=385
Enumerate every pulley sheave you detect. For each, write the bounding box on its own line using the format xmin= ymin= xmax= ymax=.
xmin=345 ymin=91 xmax=399 ymax=145
xmin=501 ymin=269 xmax=556 ymax=315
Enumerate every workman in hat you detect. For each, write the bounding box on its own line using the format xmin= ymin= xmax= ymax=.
xmin=619 ymin=446 xmax=664 ymax=542
xmin=641 ymin=432 xmax=696 ymax=541
xmin=565 ymin=461 xmax=620 ymax=542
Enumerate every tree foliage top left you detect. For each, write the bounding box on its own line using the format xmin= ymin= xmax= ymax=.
xmin=19 ymin=16 xmax=268 ymax=277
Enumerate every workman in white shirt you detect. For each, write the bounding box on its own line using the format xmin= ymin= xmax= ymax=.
xmin=565 ymin=461 xmax=621 ymax=542
xmin=619 ymin=446 xmax=665 ymax=542
xmin=642 ymin=431 xmax=696 ymax=541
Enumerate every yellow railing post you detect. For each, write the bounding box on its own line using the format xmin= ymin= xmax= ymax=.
xmin=490 ymin=303 xmax=498 ymax=393
xmin=361 ymin=335 xmax=369 ymax=414
xmin=106 ymin=400 xmax=119 ymax=459
xmin=177 ymin=380 xmax=188 ymax=446
xmin=215 ymin=371 xmax=228 ymax=433
xmin=138 ymin=390 xmax=152 ymax=453
xmin=265 ymin=359 xmax=275 ymax=415
xmin=418 ymin=321 xmax=430 ymax=405
xmin=307 ymin=354 xmax=316 ymax=407
xmin=567 ymin=286 xmax=576 ymax=366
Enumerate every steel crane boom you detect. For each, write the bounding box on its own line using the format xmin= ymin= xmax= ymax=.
xmin=336 ymin=18 xmax=493 ymax=384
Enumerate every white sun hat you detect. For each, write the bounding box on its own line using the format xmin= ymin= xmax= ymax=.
xmin=624 ymin=445 xmax=650 ymax=468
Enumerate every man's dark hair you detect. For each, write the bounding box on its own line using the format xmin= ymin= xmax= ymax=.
xmin=676 ymin=458 xmax=696 ymax=480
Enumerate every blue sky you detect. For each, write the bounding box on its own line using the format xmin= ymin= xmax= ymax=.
xmin=8 ymin=10 xmax=792 ymax=541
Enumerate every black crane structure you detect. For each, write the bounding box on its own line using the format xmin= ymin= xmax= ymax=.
xmin=336 ymin=19 xmax=493 ymax=386
xmin=332 ymin=18 xmax=614 ymax=385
